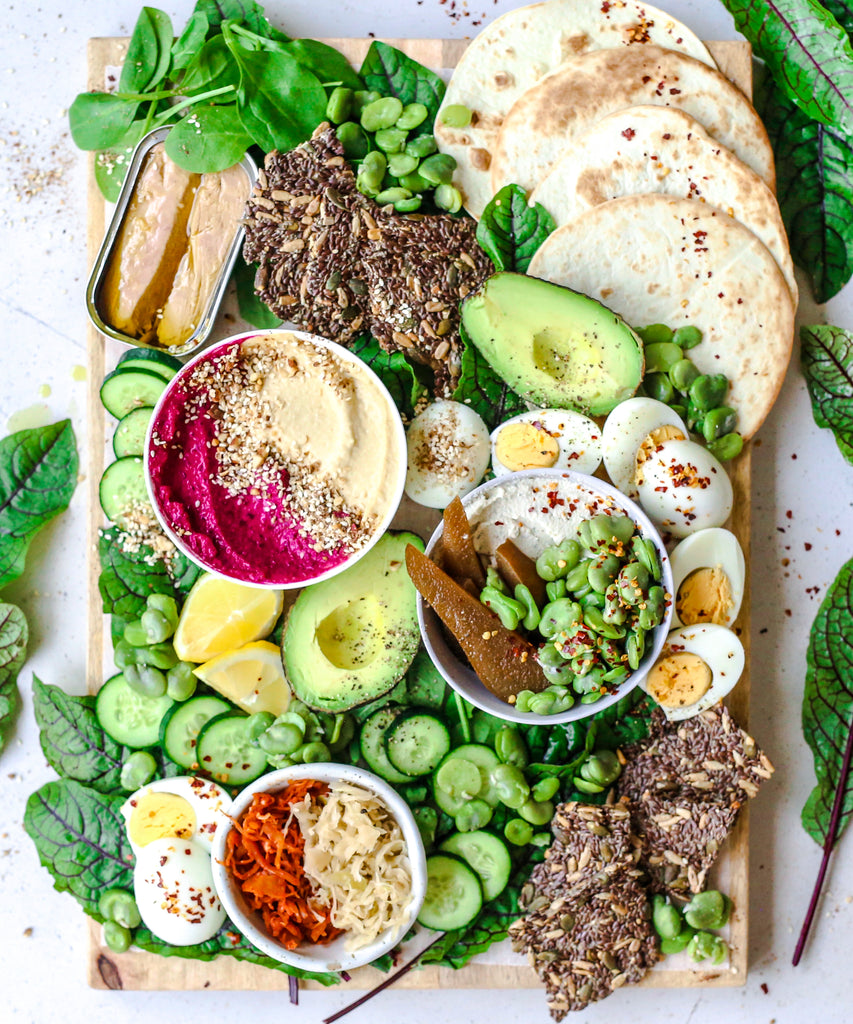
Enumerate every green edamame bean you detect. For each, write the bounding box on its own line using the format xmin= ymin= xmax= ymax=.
xmin=353 ymin=89 xmax=382 ymax=113
xmin=440 ymin=103 xmax=472 ymax=128
xmin=638 ymin=323 xmax=674 ymax=345
xmin=536 ymin=539 xmax=581 ymax=582
xmin=673 ymin=324 xmax=703 ymax=349
xmin=603 ymin=588 xmax=628 ymax=627
xmin=683 ymin=890 xmax=729 ymax=930
xmin=669 ymin=358 xmax=700 ymax=392
xmin=686 ymin=398 xmax=704 ymax=433
xmin=545 ymin=578 xmax=567 ymax=602
xmin=702 ymin=406 xmax=738 ymax=443
xmin=418 ymin=152 xmax=457 ymax=185
xmin=119 ymin=750 xmax=157 ymax=792
xmin=580 ymin=750 xmax=621 ymax=787
xmin=246 ymin=711 xmax=276 ymax=741
xmin=396 ymin=101 xmax=429 ymax=130
xmin=652 ymin=895 xmax=685 ymax=940
xmin=166 ymin=661 xmax=197 ymax=702
xmin=360 ymin=95 xmax=404 ymax=131
xmin=587 ymin=553 xmax=621 ymax=593
xmin=336 ymin=120 xmax=369 ymax=159
xmin=550 ymin=690 xmax=576 ymax=713
xmin=300 ymin=740 xmax=331 ymax=763
xmin=528 ymin=691 xmax=557 ymax=716
xmin=644 ymin=372 xmax=675 ymax=405
xmin=596 ymin=635 xmax=624 ymax=667
xmin=644 ymin=342 xmax=683 ymax=374
xmin=388 ymin=152 xmax=418 ymax=177
xmin=660 ymin=927 xmax=696 ymax=955
xmin=532 ymin=776 xmax=560 ymax=802
xmin=519 ymin=798 xmax=554 ymax=826
xmin=434 ymin=183 xmax=463 ymax=212
xmin=688 ymin=931 xmax=727 ymax=964
xmin=140 ymin=608 xmax=173 ymax=644
xmin=494 ymin=726 xmax=529 ymax=767
xmin=514 ymin=584 xmax=541 ymax=631
xmin=539 ymin=598 xmax=581 ymax=639
xmin=326 ymin=85 xmax=353 ymax=124
xmin=436 ymin=756 xmax=481 ymax=798
xmin=103 ymin=920 xmax=132 ymax=953
xmin=707 ymin=431 xmax=744 ymax=461
xmin=504 ymin=818 xmax=534 ymax=846
xmin=573 ymin=776 xmax=604 ymax=794
xmin=375 ymin=186 xmax=412 ymax=205
xmin=456 ymin=798 xmax=493 ymax=832
xmin=99 ymin=887 xmax=142 ymax=929
xmin=490 ymin=763 xmax=530 ymax=808
xmin=689 ymin=373 xmax=728 ymax=412
xmin=123 ymin=620 xmax=149 ymax=648
xmin=114 ymin=639 xmax=137 ymax=670
xmin=626 ymin=629 xmax=645 ymax=670
xmin=405 ymin=134 xmax=438 ymax=159
xmin=514 ymin=689 xmax=535 ymax=713
xmin=146 ymin=594 xmax=178 ymax=630
xmin=375 ymin=127 xmax=408 ymax=153
xmin=258 ymin=722 xmax=304 ymax=756
xmin=480 ymin=585 xmax=525 ymax=629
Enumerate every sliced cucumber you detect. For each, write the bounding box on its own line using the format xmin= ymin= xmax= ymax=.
xmin=418 ymin=852 xmax=483 ymax=931
xmin=359 ymin=706 xmax=411 ymax=784
xmin=386 ymin=711 xmax=451 ymax=777
xmin=100 ymin=367 xmax=169 ymax=419
xmin=113 ymin=406 xmax=154 ymax=458
xmin=99 ymin=456 xmax=149 ymax=526
xmin=95 ymin=673 xmax=174 ymax=749
xmin=439 ymin=830 xmax=512 ymax=901
xmin=432 ymin=744 xmax=501 ymax=816
xmin=117 ymin=347 xmax=183 ymax=380
xmin=196 ymin=711 xmax=270 ymax=786
xmin=160 ymin=694 xmax=232 ymax=770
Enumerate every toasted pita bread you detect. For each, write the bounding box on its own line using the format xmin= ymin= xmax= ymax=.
xmin=492 ymin=46 xmax=775 ymax=200
xmin=529 ymin=105 xmax=796 ymax=303
xmin=434 ymin=0 xmax=715 ymax=218
xmin=526 ymin=196 xmax=794 ymax=439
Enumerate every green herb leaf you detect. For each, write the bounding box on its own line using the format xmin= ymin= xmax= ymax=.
xmin=360 ymin=41 xmax=445 ymax=134
xmin=0 ymin=420 xmax=78 ymax=590
xmin=194 ymin=0 xmax=288 ymax=41
xmin=720 ymin=0 xmax=853 ymax=132
xmin=476 ymin=184 xmax=556 ymax=273
xmin=165 ymin=103 xmax=252 ymax=171
xmin=801 ymin=555 xmax=853 ymax=846
xmin=800 ymin=324 xmax=853 ymax=465
xmin=755 ymin=68 xmax=853 ymax=302
xmin=349 ymin=335 xmax=428 ymax=419
xmin=234 ymin=257 xmax=283 ymax=329
xmin=120 ymin=7 xmax=174 ymax=94
xmin=452 ymin=326 xmax=526 ymax=432
xmin=93 ymin=119 xmax=151 ymax=202
xmin=69 ymin=92 xmax=141 ymax=151
xmin=98 ymin=527 xmax=176 ymax=628
xmin=283 ymin=39 xmax=363 ymax=90
xmin=0 ymin=603 xmax=27 ymax=752
xmin=179 ymin=34 xmax=241 ymax=94
xmin=172 ymin=10 xmax=210 ymax=71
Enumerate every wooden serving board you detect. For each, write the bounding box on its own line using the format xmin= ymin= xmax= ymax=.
xmin=85 ymin=36 xmax=753 ymax=993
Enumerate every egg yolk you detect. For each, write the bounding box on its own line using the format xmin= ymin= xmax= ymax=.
xmin=647 ymin=651 xmax=712 ymax=708
xmin=495 ymin=422 xmax=559 ymax=471
xmin=676 ymin=566 xmax=733 ymax=625
xmin=128 ymin=792 xmax=197 ymax=847
xmin=634 ymin=424 xmax=686 ymax=485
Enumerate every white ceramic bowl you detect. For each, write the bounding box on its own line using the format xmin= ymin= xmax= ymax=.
xmin=417 ymin=469 xmax=674 ymax=725
xmin=144 ymin=329 xmax=407 ymax=589
xmin=210 ymin=764 xmax=427 ymax=973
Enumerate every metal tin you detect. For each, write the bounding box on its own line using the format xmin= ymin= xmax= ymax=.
xmin=86 ymin=126 xmax=258 ymax=358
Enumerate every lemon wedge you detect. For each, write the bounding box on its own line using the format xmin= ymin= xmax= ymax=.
xmin=173 ymin=573 xmax=283 ymax=663
xmin=193 ymin=640 xmax=292 ymax=715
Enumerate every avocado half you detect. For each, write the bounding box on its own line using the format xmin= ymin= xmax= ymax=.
xmin=461 ymin=272 xmax=644 ymax=416
xmin=282 ymin=531 xmax=424 ymax=713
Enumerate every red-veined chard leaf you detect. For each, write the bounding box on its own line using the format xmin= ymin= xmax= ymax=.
xmin=754 ymin=68 xmax=853 ymax=302
xmin=452 ymin=327 xmax=526 ymax=432
xmin=349 ymin=335 xmax=428 ymax=420
xmin=360 ymin=42 xmax=445 ymax=136
xmin=720 ymin=0 xmax=853 ymax=133
xmin=234 ymin=257 xmax=283 ymax=330
xmin=119 ymin=7 xmax=174 ymax=94
xmin=476 ymin=184 xmax=556 ymax=274
xmin=800 ymin=324 xmax=853 ymax=465
xmin=98 ymin=527 xmax=176 ymax=625
xmin=193 ymin=0 xmax=288 ymax=40
xmin=164 ymin=102 xmax=252 ymax=172
xmin=0 ymin=603 xmax=27 ymax=752
xmin=823 ymin=0 xmax=853 ymax=37
xmin=283 ymin=39 xmax=363 ymax=90
xmin=0 ymin=420 xmax=78 ymax=590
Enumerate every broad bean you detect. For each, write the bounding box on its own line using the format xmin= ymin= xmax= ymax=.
xmin=119 ymin=751 xmax=157 ymax=792
xmin=456 ymin=798 xmax=493 ymax=832
xmin=638 ymin=323 xmax=674 ymax=345
xmin=672 ymin=324 xmax=703 ymax=349
xmin=707 ymin=431 xmax=744 ymax=461
xmin=535 ymin=539 xmax=580 ymax=581
xmin=360 ymin=96 xmax=403 ymax=131
xmin=480 ymin=585 xmax=525 ymax=629
xmin=689 ymin=373 xmax=728 ymax=412
xmin=514 ymin=583 xmax=541 ymax=631
xmin=494 ymin=726 xmax=529 ymax=767
xmin=644 ymin=372 xmax=674 ymax=405
xmin=504 ymin=818 xmax=534 ymax=846
xmin=490 ymin=763 xmax=530 ymax=808
xmin=396 ymin=102 xmax=428 ymax=130
xmin=652 ymin=895 xmax=685 ymax=940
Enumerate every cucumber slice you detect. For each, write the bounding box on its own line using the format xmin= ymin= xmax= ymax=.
xmin=95 ymin=673 xmax=174 ymax=749
xmin=359 ymin=706 xmax=411 ymax=784
xmin=432 ymin=744 xmax=501 ymax=816
xmin=117 ymin=347 xmax=183 ymax=380
xmin=196 ymin=711 xmax=270 ymax=785
xmin=386 ymin=711 xmax=451 ymax=777
xmin=100 ymin=367 xmax=168 ymax=419
xmin=113 ymin=406 xmax=154 ymax=458
xmin=439 ymin=830 xmax=512 ymax=901
xmin=160 ymin=694 xmax=232 ymax=770
xmin=418 ymin=852 xmax=483 ymax=931
xmin=99 ymin=457 xmax=149 ymax=527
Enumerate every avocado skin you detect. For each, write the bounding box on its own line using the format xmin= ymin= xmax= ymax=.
xmin=282 ymin=531 xmax=424 ymax=713
xmin=461 ymin=272 xmax=644 ymax=416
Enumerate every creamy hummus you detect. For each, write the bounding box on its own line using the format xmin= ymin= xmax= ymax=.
xmin=148 ymin=332 xmax=404 ymax=585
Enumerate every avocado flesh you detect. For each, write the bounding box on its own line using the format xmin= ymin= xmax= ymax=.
xmin=283 ymin=532 xmax=424 ymax=713
xmin=461 ymin=272 xmax=644 ymax=416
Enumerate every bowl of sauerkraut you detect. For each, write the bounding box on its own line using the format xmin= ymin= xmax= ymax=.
xmin=211 ymin=763 xmax=427 ymax=972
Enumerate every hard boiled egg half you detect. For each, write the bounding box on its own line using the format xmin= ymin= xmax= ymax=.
xmin=602 ymin=398 xmax=688 ymax=499
xmin=490 ymin=408 xmax=603 ymax=477
xmin=670 ymin=528 xmax=745 ymax=628
xmin=643 ymin=623 xmax=745 ymax=721
xmin=405 ymin=400 xmax=490 ymax=508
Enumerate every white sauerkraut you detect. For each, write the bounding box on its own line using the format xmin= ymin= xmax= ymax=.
xmin=292 ymin=781 xmax=413 ymax=952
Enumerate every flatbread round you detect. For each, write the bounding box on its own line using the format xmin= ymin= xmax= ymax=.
xmin=526 ymin=195 xmax=794 ymax=439
xmin=492 ymin=46 xmax=775 ymax=199
xmin=434 ymin=0 xmax=715 ymax=218
xmin=529 ymin=105 xmax=797 ymax=303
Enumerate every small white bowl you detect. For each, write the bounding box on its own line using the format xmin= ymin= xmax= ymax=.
xmin=417 ymin=469 xmax=674 ymax=726
xmin=210 ymin=764 xmax=427 ymax=973
xmin=144 ymin=329 xmax=407 ymax=589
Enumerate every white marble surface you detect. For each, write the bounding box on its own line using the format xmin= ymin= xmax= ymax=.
xmin=1 ymin=1 xmax=852 ymax=1022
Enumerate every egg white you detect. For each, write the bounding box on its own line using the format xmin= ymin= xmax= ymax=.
xmin=120 ymin=776 xmax=232 ymax=856
xmin=490 ymin=408 xmax=603 ymax=477
xmin=405 ymin=400 xmax=490 ymax=509
xmin=636 ymin=438 xmax=732 ymax=538
xmin=670 ymin=528 xmax=745 ymax=628
xmin=601 ymin=398 xmax=688 ymax=499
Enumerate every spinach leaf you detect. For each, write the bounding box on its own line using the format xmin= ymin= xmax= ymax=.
xmin=0 ymin=420 xmax=78 ymax=590
xmin=164 ymin=103 xmax=252 ymax=171
xmin=452 ymin=327 xmax=526 ymax=432
xmin=120 ymin=7 xmax=174 ymax=94
xmin=349 ymin=335 xmax=428 ymax=419
xmin=801 ymin=555 xmax=853 ymax=846
xmin=179 ymin=34 xmax=241 ymax=94
xmin=720 ymin=0 xmax=853 ymax=133
xmin=755 ymin=68 xmax=853 ymax=302
xmin=172 ymin=10 xmax=209 ymax=71
xmin=476 ymin=184 xmax=555 ymax=274
xmin=234 ymin=257 xmax=283 ymax=329
xmin=98 ymin=527 xmax=176 ymax=629
xmin=195 ymin=0 xmax=288 ymax=40
xmin=69 ymin=92 xmax=141 ymax=151
xmin=801 ymin=324 xmax=853 ymax=465
xmin=283 ymin=39 xmax=363 ymax=90
xmin=360 ymin=42 xmax=445 ymax=134
xmin=0 ymin=603 xmax=27 ymax=751
xmin=93 ymin=119 xmax=151 ymax=202
xmin=592 ymin=688 xmax=654 ymax=748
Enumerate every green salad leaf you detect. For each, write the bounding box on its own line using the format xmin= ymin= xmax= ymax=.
xmin=98 ymin=527 xmax=176 ymax=632
xmin=452 ymin=327 xmax=526 ymax=432
xmin=171 ymin=10 xmax=209 ymax=71
xmin=721 ymin=0 xmax=853 ymax=133
xmin=801 ymin=324 xmax=853 ymax=466
xmin=234 ymin=257 xmax=283 ymax=329
xmin=349 ymin=335 xmax=428 ymax=420
xmin=824 ymin=0 xmax=853 ymax=37
xmin=801 ymin=555 xmax=853 ymax=847
xmin=164 ymin=102 xmax=253 ymax=172
xmin=120 ymin=6 xmax=174 ymax=94
xmin=360 ymin=41 xmax=445 ymax=134
xmin=755 ymin=68 xmax=853 ymax=302
xmin=283 ymin=39 xmax=363 ymax=90
xmin=195 ymin=0 xmax=288 ymax=40
xmin=0 ymin=603 xmax=27 ymax=750
xmin=476 ymin=184 xmax=556 ymax=274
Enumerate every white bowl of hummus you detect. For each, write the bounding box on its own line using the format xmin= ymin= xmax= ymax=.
xmin=418 ymin=469 xmax=674 ymax=725
xmin=145 ymin=329 xmax=407 ymax=588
